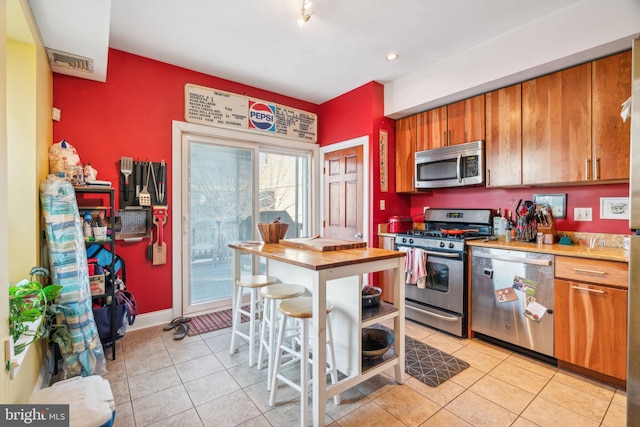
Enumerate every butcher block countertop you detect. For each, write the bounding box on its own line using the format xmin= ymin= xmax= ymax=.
xmin=466 ymin=239 xmax=629 ymax=263
xmin=229 ymin=242 xmax=405 ymax=270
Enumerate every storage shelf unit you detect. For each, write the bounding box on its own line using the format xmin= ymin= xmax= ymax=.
xmin=75 ymin=186 xmax=117 ymax=360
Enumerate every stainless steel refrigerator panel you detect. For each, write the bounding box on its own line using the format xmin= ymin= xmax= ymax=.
xmin=471 ymin=247 xmax=555 ymax=357
xmin=627 ymin=36 xmax=640 ymax=427
xmin=628 ymin=236 xmax=640 ymax=423
xmin=631 ymin=38 xmax=640 ymax=230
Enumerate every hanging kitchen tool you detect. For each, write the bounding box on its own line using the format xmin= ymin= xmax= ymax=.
xmin=147 ymin=229 xmax=154 ymax=260
xmin=120 ymin=157 xmax=133 ymax=202
xmin=135 ymin=160 xmax=142 ymax=200
xmin=139 ymin=162 xmax=151 ymax=206
xmin=152 ymin=206 xmax=168 ymax=265
xmin=158 ymin=160 xmax=166 ymax=204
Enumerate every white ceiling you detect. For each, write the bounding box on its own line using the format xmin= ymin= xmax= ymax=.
xmin=27 ymin=0 xmax=640 ymax=118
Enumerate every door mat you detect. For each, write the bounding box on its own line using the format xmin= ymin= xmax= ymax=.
xmin=375 ymin=324 xmax=470 ymax=387
xmin=186 ymin=308 xmax=252 ymax=336
xmin=404 ymin=334 xmax=470 ymax=387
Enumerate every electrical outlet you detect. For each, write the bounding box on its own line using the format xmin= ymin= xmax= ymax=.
xmin=574 ymin=207 xmax=593 ymax=221
xmin=380 ymin=200 xmax=385 ymax=210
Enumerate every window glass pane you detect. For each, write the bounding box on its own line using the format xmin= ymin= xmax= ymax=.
xmin=189 ymin=142 xmax=253 ymax=305
xmin=259 ymin=151 xmax=309 ymax=238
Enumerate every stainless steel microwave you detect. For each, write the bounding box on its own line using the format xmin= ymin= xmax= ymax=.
xmin=414 ymin=140 xmax=485 ymax=189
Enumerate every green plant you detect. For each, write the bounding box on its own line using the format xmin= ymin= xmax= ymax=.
xmin=8 ymin=266 xmax=70 ymax=355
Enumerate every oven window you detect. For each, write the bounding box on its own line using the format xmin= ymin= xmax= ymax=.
xmin=426 ymin=260 xmax=450 ymax=292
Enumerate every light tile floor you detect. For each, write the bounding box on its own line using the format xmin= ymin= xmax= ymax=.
xmin=105 ymin=319 xmax=627 ymax=426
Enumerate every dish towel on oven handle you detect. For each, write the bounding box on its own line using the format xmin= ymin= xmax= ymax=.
xmin=398 ymin=246 xmax=412 ymax=284
xmin=412 ymin=248 xmax=428 ymax=288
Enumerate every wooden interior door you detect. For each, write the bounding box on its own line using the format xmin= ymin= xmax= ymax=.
xmin=323 ymin=146 xmax=363 ymax=240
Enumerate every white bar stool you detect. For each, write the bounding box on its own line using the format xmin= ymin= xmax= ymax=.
xmin=269 ymin=296 xmax=340 ymax=426
xmin=257 ymin=284 xmax=306 ymax=391
xmin=229 ymin=274 xmax=277 ymax=366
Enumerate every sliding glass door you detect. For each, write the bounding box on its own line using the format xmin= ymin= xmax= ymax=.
xmin=181 ymin=134 xmax=312 ymax=315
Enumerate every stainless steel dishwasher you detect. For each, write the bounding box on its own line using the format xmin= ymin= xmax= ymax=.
xmin=471 ymin=246 xmax=555 ymax=358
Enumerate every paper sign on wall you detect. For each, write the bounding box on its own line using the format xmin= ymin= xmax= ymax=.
xmin=184 ymin=84 xmax=317 ymax=143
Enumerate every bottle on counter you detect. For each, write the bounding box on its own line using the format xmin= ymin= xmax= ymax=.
xmin=83 ymin=211 xmax=93 ymax=239
xmin=493 ymin=208 xmax=501 ymax=236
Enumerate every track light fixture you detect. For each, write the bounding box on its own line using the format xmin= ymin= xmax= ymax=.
xmin=297 ymin=0 xmax=313 ymax=27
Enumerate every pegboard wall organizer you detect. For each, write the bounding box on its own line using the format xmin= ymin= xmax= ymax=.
xmin=119 ymin=160 xmax=166 ymax=209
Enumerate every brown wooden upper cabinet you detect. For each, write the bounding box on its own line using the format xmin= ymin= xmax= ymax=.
xmin=416 ymin=95 xmax=485 ymax=150
xmin=521 ymin=50 xmax=631 ymax=186
xmin=522 ymin=63 xmax=592 ymax=185
xmin=592 ymin=50 xmax=631 ymax=182
xmin=395 ymin=115 xmax=417 ymax=192
xmin=486 ymin=84 xmax=522 ymax=187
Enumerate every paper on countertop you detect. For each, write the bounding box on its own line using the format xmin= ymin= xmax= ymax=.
xmin=621 ymin=96 xmax=631 ymax=122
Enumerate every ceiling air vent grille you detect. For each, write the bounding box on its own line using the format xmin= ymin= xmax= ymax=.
xmin=46 ymin=48 xmax=94 ymax=73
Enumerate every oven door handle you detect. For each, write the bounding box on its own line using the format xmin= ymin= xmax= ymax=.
xmin=406 ymin=305 xmax=459 ymax=322
xmin=396 ymin=247 xmax=462 ymax=259
xmin=423 ymin=250 xmax=460 ymax=259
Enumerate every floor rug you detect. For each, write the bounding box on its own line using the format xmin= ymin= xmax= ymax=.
xmin=186 ymin=308 xmax=251 ymax=336
xmin=404 ymin=334 xmax=470 ymax=387
xmin=374 ymin=324 xmax=470 ymax=387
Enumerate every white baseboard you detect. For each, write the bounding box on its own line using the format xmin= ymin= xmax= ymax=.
xmin=128 ymin=308 xmax=175 ymax=331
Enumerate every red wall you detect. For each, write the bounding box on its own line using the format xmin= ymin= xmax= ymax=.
xmin=53 ymin=49 xmax=319 ymax=314
xmin=409 ymin=183 xmax=631 ymax=234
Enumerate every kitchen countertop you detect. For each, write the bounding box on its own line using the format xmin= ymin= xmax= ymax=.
xmin=466 ymin=239 xmax=629 ymax=263
xmin=228 ymin=242 xmax=405 ymax=270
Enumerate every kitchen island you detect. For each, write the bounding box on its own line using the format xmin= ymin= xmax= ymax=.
xmin=229 ymin=242 xmax=406 ymax=427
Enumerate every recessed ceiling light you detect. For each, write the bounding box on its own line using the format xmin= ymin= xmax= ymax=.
xmin=386 ymin=53 xmax=399 ymax=61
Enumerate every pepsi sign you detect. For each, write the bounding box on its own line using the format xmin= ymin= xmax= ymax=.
xmin=248 ymin=101 xmax=275 ymax=132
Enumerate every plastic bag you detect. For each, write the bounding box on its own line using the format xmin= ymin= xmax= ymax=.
xmin=49 ymin=139 xmax=80 ymax=175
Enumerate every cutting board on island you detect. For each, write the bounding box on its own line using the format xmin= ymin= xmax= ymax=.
xmin=279 ymin=237 xmax=367 ymax=252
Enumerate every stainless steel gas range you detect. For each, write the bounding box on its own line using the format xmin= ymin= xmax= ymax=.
xmin=394 ymin=208 xmax=493 ymax=337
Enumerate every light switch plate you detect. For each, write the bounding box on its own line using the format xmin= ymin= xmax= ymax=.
xmin=574 ymin=207 xmax=592 ymax=221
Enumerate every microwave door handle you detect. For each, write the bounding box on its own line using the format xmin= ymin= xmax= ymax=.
xmin=456 ymin=153 xmax=462 ymax=183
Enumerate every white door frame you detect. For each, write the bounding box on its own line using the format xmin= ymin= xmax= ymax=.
xmin=319 ymin=135 xmax=370 ymax=245
xmin=171 ymin=120 xmax=320 ymax=318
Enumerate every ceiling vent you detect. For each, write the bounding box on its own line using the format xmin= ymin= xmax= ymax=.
xmin=46 ymin=48 xmax=94 ymax=73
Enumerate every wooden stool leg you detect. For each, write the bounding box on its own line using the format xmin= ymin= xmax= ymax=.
xmin=248 ymin=288 xmax=259 ymax=366
xmin=269 ymin=313 xmax=288 ymax=406
xmin=299 ymin=318 xmax=308 ymax=427
xmin=257 ymin=297 xmax=270 ymax=371
xmin=229 ymin=285 xmax=243 ymax=355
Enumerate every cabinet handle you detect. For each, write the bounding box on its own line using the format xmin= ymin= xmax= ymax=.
xmin=487 ymin=169 xmax=491 ymax=187
xmin=443 ymin=131 xmax=447 ymax=146
xmin=571 ymin=285 xmax=605 ymax=294
xmin=571 ymin=267 xmax=606 ymax=275
xmin=595 ymin=158 xmax=600 ymax=180
xmin=585 ymin=159 xmax=591 ymax=180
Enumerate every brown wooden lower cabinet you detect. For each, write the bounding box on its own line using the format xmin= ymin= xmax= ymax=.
xmin=554 ymin=278 xmax=627 ymax=382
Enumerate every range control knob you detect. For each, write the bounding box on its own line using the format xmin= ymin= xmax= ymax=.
xmin=439 ymin=241 xmax=445 ymax=248
xmin=449 ymin=242 xmax=455 ymax=249
xmin=409 ymin=238 xmax=414 ymax=244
